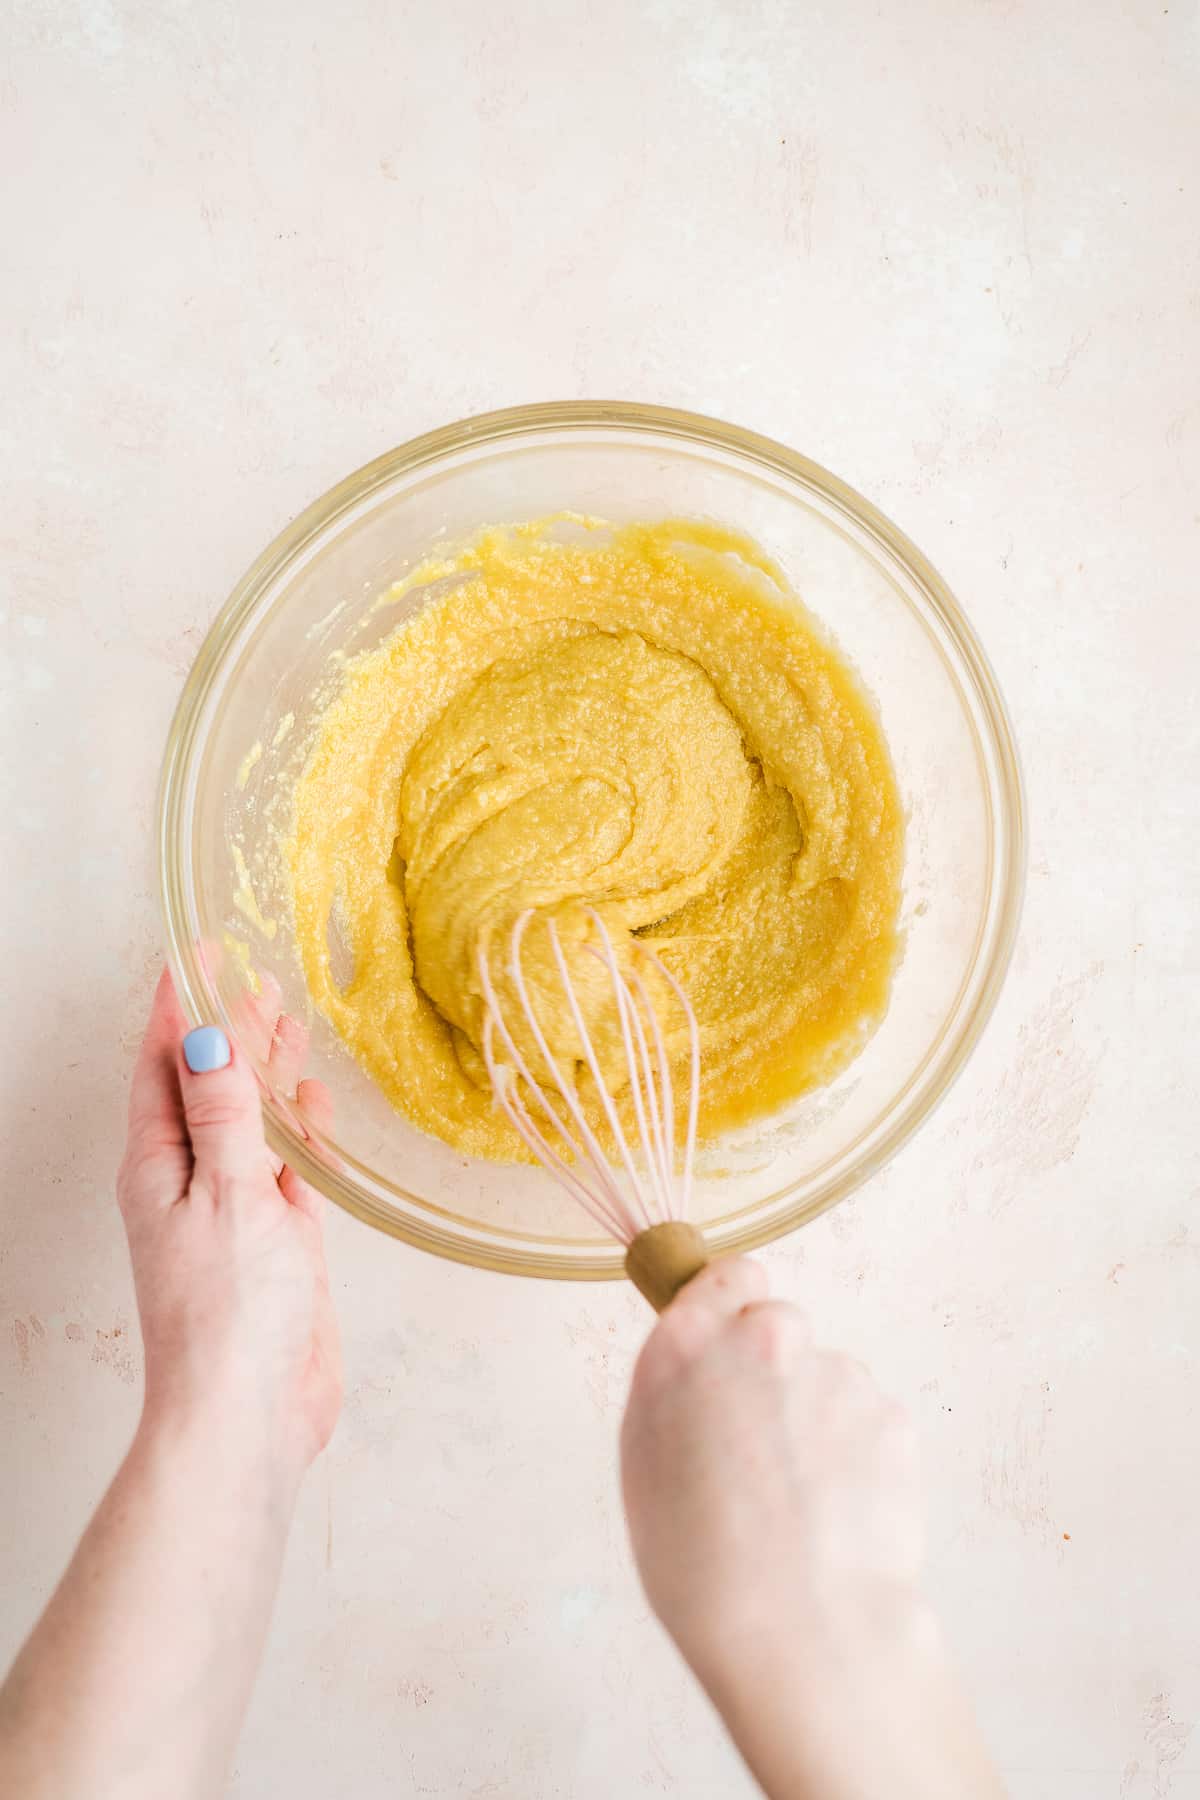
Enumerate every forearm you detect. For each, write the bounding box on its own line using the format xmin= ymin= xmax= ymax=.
xmin=694 ymin=1605 xmax=1007 ymax=1800
xmin=0 ymin=1406 xmax=297 ymax=1800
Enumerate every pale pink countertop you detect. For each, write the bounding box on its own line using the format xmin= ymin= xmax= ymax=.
xmin=2 ymin=3 xmax=1198 ymax=1795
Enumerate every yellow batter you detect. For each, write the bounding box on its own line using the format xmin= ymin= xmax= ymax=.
xmin=285 ymin=517 xmax=903 ymax=1159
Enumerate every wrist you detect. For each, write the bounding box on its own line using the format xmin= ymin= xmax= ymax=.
xmin=136 ymin=1382 xmax=307 ymax=1518
xmin=690 ymin=1591 xmax=996 ymax=1800
xmin=697 ymin=1574 xmax=935 ymax=1691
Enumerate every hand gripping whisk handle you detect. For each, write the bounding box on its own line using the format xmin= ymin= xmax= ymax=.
xmin=624 ymin=1221 xmax=709 ymax=1312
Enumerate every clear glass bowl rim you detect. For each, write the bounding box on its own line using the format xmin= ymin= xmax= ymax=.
xmin=158 ymin=399 xmax=1026 ymax=1281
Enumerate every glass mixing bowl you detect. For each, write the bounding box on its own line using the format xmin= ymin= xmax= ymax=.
xmin=158 ymin=402 xmax=1024 ymax=1281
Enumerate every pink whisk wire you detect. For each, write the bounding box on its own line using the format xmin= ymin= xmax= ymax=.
xmin=477 ymin=908 xmax=700 ymax=1246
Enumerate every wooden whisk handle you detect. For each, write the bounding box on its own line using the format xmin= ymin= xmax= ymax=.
xmin=624 ymin=1221 xmax=709 ymax=1312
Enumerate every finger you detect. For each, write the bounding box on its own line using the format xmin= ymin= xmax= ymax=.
xmin=818 ymin=1348 xmax=877 ymax=1402
xmin=279 ymin=1077 xmax=335 ymax=1222
xmin=296 ymin=1076 xmax=333 ymax=1138
xmin=232 ymin=970 xmax=283 ymax=1065
xmin=279 ymin=1162 xmax=325 ymax=1226
xmin=637 ymin=1256 xmax=770 ymax=1379
xmin=122 ymin=967 xmax=192 ymax=1206
xmin=296 ymin=1076 xmax=342 ymax=1173
xmin=665 ymin=1254 xmax=768 ymax=1324
xmin=128 ymin=967 xmax=188 ymax=1134
xmin=178 ymin=1024 xmax=268 ymax=1187
xmin=267 ymin=1011 xmax=310 ymax=1098
xmin=732 ymin=1298 xmax=812 ymax=1369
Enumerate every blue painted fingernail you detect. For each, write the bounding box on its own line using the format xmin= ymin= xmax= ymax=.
xmin=183 ymin=1026 xmax=231 ymax=1073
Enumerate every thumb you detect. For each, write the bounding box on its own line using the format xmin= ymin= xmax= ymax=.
xmin=178 ymin=1025 xmax=267 ymax=1185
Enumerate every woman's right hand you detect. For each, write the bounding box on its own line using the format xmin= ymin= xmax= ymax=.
xmin=620 ymin=1258 xmax=1006 ymax=1800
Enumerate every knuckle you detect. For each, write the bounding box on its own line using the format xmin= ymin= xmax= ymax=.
xmin=274 ymin=1013 xmax=308 ymax=1051
xmin=822 ymin=1349 xmax=874 ymax=1397
xmin=738 ymin=1301 xmax=805 ymax=1367
xmin=115 ymin=1149 xmax=161 ymax=1216
xmin=705 ymin=1255 xmax=768 ymax=1305
xmin=184 ymin=1092 xmax=250 ymax=1134
xmin=644 ymin=1305 xmax=701 ymax=1372
xmin=634 ymin=1307 xmax=709 ymax=1393
xmin=204 ymin=1167 xmax=260 ymax=1210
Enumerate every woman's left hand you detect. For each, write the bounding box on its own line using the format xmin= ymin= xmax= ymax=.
xmin=117 ymin=967 xmax=343 ymax=1486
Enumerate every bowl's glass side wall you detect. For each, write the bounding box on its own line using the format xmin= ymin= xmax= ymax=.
xmin=168 ymin=420 xmax=1009 ymax=1271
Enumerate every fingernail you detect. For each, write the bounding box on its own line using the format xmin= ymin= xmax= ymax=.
xmin=183 ymin=1025 xmax=231 ymax=1073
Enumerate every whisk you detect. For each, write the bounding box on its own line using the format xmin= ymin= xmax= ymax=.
xmin=478 ymin=908 xmax=709 ymax=1311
